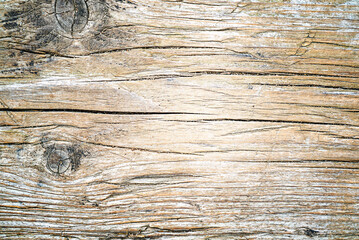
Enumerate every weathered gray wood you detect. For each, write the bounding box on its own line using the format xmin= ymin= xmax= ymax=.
xmin=0 ymin=0 xmax=359 ymax=239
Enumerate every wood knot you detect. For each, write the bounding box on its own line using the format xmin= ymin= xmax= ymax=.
xmin=55 ymin=0 xmax=89 ymax=34
xmin=44 ymin=144 xmax=85 ymax=175
xmin=2 ymin=0 xmax=138 ymax=56
xmin=297 ymin=227 xmax=319 ymax=237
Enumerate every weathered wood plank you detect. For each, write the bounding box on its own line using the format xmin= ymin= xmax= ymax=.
xmin=0 ymin=0 xmax=358 ymax=239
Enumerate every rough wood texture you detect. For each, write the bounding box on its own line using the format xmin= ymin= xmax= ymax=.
xmin=0 ymin=0 xmax=359 ymax=239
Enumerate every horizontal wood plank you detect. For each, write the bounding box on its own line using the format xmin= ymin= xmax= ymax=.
xmin=0 ymin=0 xmax=358 ymax=239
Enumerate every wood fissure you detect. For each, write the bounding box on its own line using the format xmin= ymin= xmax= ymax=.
xmin=0 ymin=108 xmax=202 ymax=115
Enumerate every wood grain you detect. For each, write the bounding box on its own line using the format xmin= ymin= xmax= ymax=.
xmin=0 ymin=0 xmax=358 ymax=239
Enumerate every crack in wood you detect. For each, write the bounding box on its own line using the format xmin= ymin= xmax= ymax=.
xmin=0 ymin=108 xmax=203 ymax=115
xmin=79 ymin=140 xmax=201 ymax=156
xmin=166 ymin=118 xmax=359 ymax=127
xmin=188 ymin=70 xmax=358 ymax=79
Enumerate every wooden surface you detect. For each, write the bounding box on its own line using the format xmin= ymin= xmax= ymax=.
xmin=1 ymin=0 xmax=359 ymax=239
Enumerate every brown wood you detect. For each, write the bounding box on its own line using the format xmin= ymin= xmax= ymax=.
xmin=0 ymin=0 xmax=359 ymax=239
